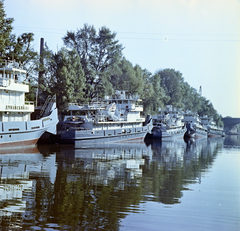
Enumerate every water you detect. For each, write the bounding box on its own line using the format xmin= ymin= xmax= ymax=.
xmin=0 ymin=136 xmax=239 ymax=231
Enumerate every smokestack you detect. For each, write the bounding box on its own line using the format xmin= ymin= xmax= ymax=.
xmin=38 ymin=38 xmax=45 ymax=106
xmin=39 ymin=38 xmax=44 ymax=83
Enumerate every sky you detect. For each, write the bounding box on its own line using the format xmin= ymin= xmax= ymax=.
xmin=4 ymin=0 xmax=240 ymax=118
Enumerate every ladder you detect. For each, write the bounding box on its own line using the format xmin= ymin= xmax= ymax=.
xmin=39 ymin=95 xmax=56 ymax=118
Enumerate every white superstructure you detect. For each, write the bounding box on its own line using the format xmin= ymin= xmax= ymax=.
xmin=0 ymin=60 xmax=58 ymax=147
xmin=0 ymin=61 xmax=34 ymax=122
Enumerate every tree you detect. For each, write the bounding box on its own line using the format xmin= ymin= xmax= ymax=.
xmin=63 ymin=24 xmax=123 ymax=101
xmin=0 ymin=2 xmax=38 ymax=101
xmin=157 ymin=69 xmax=185 ymax=108
xmin=110 ymin=58 xmax=145 ymax=94
xmin=8 ymin=33 xmax=38 ymax=66
xmin=42 ymin=48 xmax=85 ymax=113
xmin=149 ymin=73 xmax=168 ymax=114
xmin=0 ymin=0 xmax=14 ymax=62
xmin=0 ymin=2 xmax=37 ymax=66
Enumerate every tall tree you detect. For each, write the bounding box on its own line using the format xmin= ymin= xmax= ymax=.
xmin=0 ymin=0 xmax=14 ymax=62
xmin=8 ymin=33 xmax=38 ymax=66
xmin=42 ymin=47 xmax=85 ymax=113
xmin=157 ymin=69 xmax=185 ymax=108
xmin=110 ymin=58 xmax=145 ymax=94
xmin=148 ymin=73 xmax=168 ymax=114
xmin=63 ymin=24 xmax=123 ymax=101
xmin=0 ymin=2 xmax=37 ymax=66
xmin=0 ymin=1 xmax=38 ymax=102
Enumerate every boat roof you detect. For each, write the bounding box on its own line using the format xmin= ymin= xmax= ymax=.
xmin=103 ymin=98 xmax=142 ymax=102
xmin=0 ymin=61 xmax=27 ymax=74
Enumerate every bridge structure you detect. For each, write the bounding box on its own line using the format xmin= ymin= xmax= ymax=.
xmin=222 ymin=117 xmax=240 ymax=135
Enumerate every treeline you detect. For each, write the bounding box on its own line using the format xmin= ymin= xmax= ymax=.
xmin=0 ymin=2 xmax=223 ymax=126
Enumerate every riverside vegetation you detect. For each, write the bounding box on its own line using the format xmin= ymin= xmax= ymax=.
xmin=0 ymin=1 xmax=223 ymax=127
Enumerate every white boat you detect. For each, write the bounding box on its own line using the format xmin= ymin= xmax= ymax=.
xmin=58 ymin=90 xmax=153 ymax=145
xmin=148 ymin=105 xmax=186 ymax=140
xmin=201 ymin=116 xmax=225 ymax=137
xmin=0 ymin=60 xmax=58 ymax=148
xmin=182 ymin=111 xmax=208 ymax=139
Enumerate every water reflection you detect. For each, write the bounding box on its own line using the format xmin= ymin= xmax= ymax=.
xmin=0 ymin=148 xmax=57 ymax=230
xmin=224 ymin=135 xmax=240 ymax=147
xmin=142 ymin=138 xmax=224 ymax=204
xmin=0 ymin=138 xmax=226 ymax=230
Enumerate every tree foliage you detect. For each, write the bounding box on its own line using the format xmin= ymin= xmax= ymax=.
xmin=0 ymin=2 xmax=37 ymax=65
xmin=110 ymin=58 xmax=144 ymax=94
xmin=0 ymin=1 xmax=38 ymax=102
xmin=40 ymin=47 xmax=85 ymax=113
xmin=155 ymin=68 xmax=223 ymax=126
xmin=0 ymin=0 xmax=13 ymax=62
xmin=63 ymin=24 xmax=123 ymax=100
xmin=156 ymin=69 xmax=185 ymax=108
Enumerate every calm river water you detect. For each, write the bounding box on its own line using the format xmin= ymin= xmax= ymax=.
xmin=0 ymin=136 xmax=240 ymax=231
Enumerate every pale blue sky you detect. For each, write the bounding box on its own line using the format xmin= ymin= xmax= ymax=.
xmin=5 ymin=0 xmax=240 ymax=117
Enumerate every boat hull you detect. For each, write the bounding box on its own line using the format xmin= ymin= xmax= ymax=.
xmin=58 ymin=123 xmax=152 ymax=147
xmin=149 ymin=126 xmax=186 ymax=141
xmin=0 ymin=106 xmax=58 ymax=149
xmin=208 ymin=132 xmax=225 ymax=138
xmin=184 ymin=122 xmax=208 ymax=139
xmin=194 ymin=128 xmax=208 ymax=139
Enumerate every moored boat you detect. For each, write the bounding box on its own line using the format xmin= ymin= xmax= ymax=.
xmin=0 ymin=60 xmax=58 ymax=149
xmin=58 ymin=90 xmax=153 ymax=145
xmin=148 ymin=105 xmax=186 ymax=140
xmin=182 ymin=111 xmax=208 ymax=139
xmin=201 ymin=116 xmax=225 ymax=137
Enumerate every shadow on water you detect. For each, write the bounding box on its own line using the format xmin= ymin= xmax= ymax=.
xmin=0 ymin=137 xmax=227 ymax=230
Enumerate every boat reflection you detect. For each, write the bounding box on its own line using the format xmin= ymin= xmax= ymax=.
xmin=0 ymin=145 xmax=39 ymax=155
xmin=142 ymin=137 xmax=224 ymax=204
xmin=57 ymin=142 xmax=152 ymax=187
xmin=0 ymin=149 xmax=57 ymax=229
xmin=0 ymin=138 xmax=225 ymax=230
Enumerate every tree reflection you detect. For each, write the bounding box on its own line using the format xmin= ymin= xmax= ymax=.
xmin=32 ymin=144 xmax=148 ymax=230
xmin=141 ymin=138 xmax=224 ymax=204
xmin=0 ymin=138 xmax=225 ymax=230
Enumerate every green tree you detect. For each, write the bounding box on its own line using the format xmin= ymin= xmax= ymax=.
xmin=63 ymin=24 xmax=123 ymax=101
xmin=0 ymin=0 xmax=14 ymax=62
xmin=9 ymin=33 xmax=39 ymax=102
xmin=43 ymin=48 xmax=85 ymax=113
xmin=157 ymin=68 xmax=185 ymax=108
xmin=9 ymin=33 xmax=38 ymax=66
xmin=0 ymin=2 xmax=37 ymax=66
xmin=145 ymin=73 xmax=167 ymax=115
xmin=0 ymin=2 xmax=38 ymax=101
xmin=110 ymin=58 xmax=145 ymax=94
xmin=140 ymin=69 xmax=155 ymax=115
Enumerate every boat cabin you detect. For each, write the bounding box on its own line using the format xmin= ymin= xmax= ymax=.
xmin=0 ymin=61 xmax=34 ymax=122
